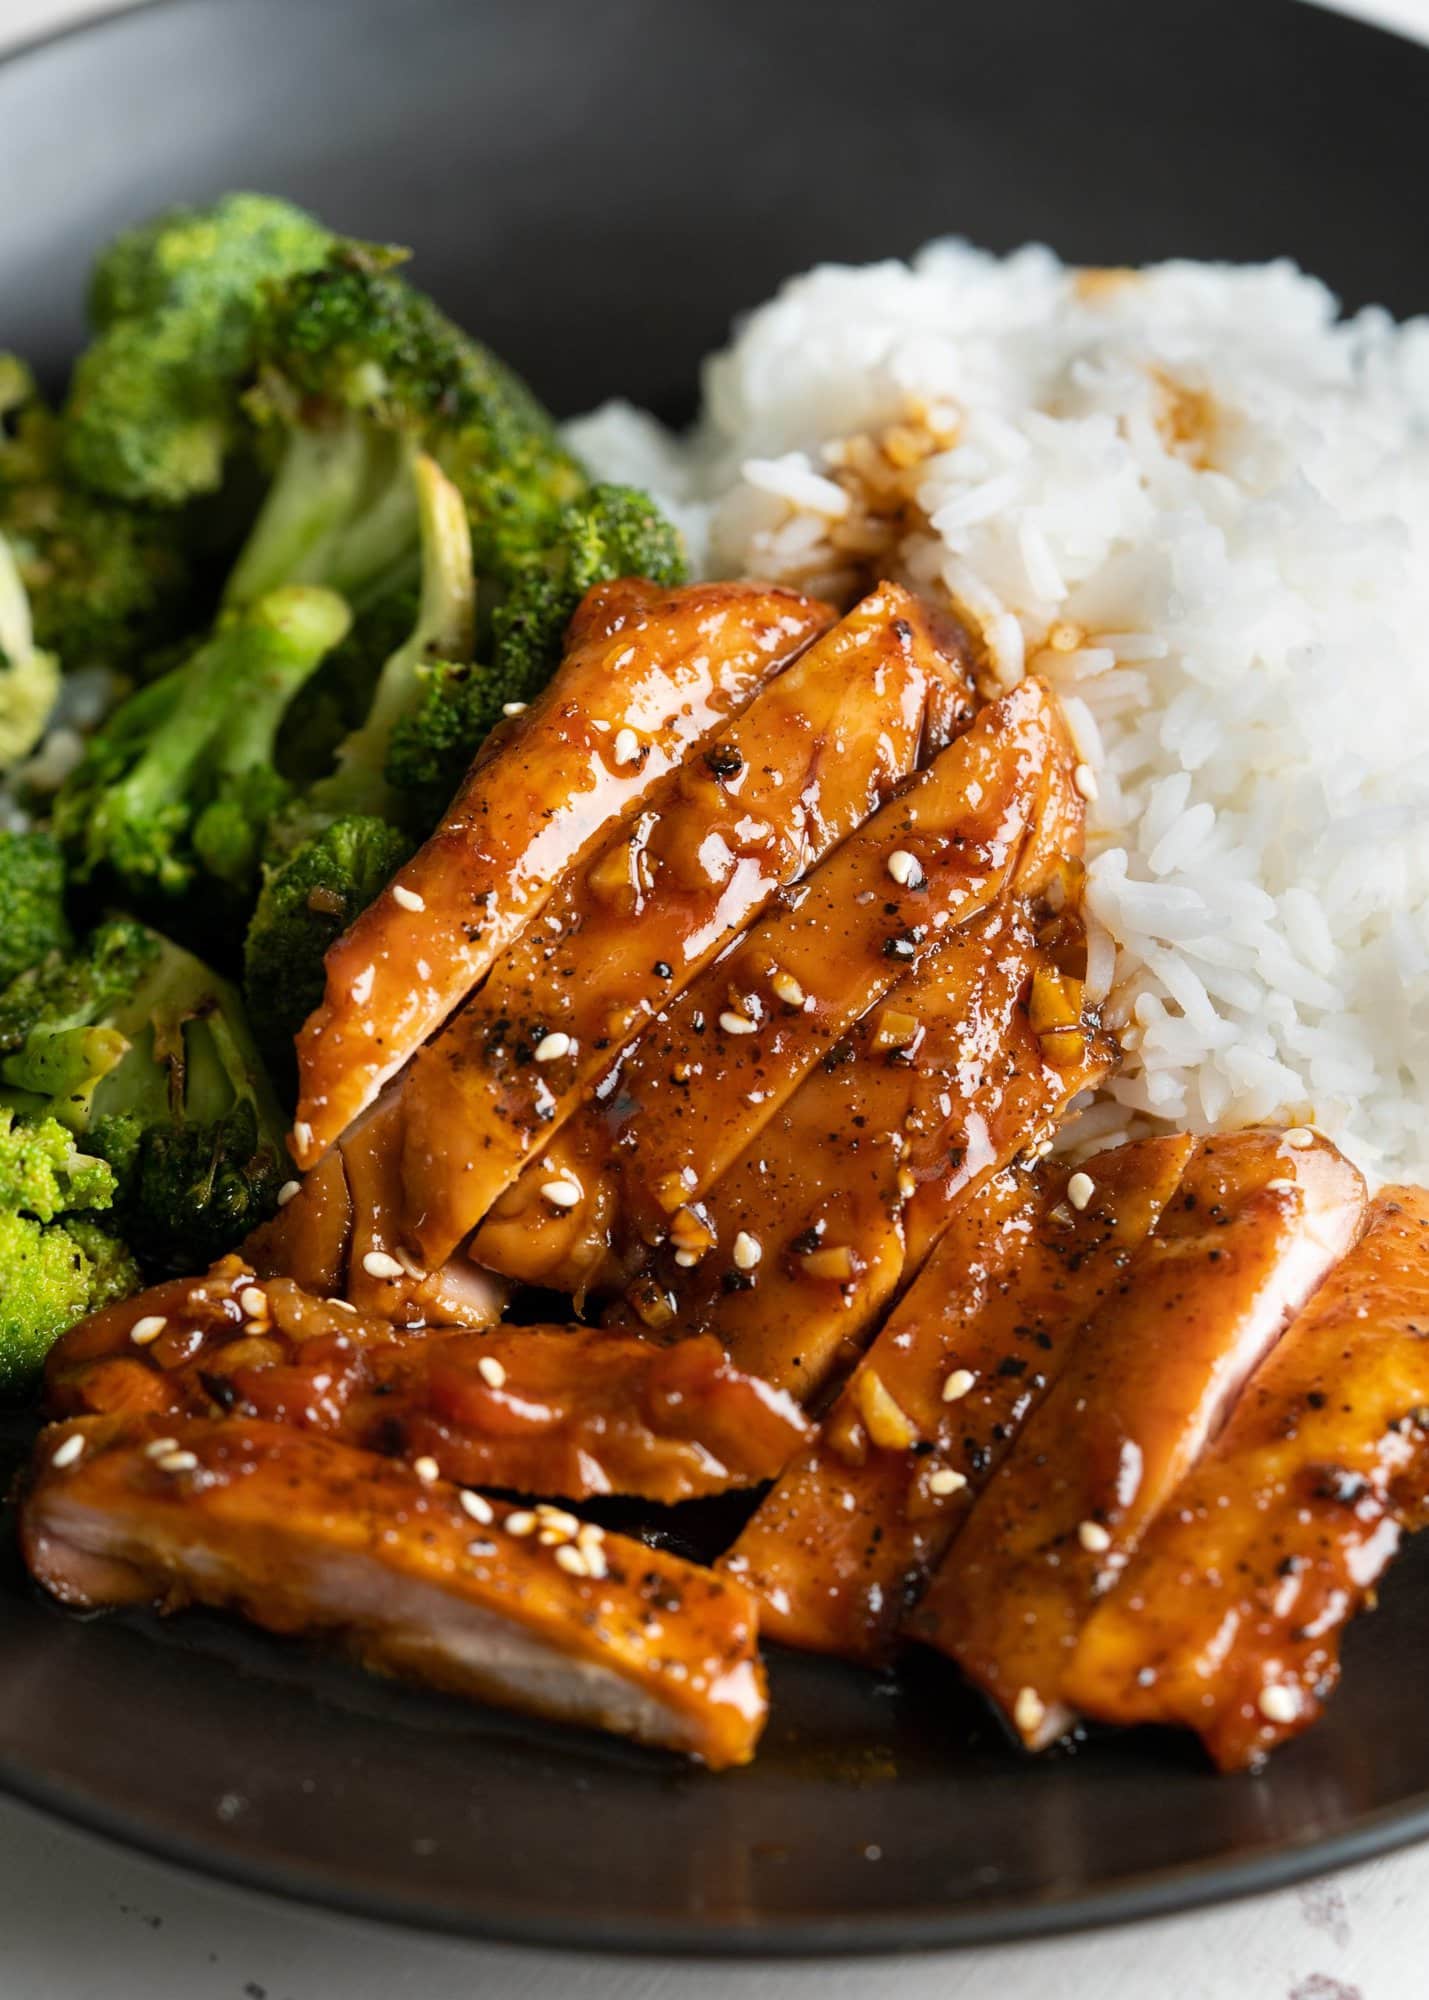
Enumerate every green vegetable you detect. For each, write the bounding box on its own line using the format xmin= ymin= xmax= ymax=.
xmin=0 ymin=529 xmax=60 ymax=769
xmin=0 ymin=917 xmax=290 ymax=1276
xmin=386 ymin=482 xmax=687 ymax=826
xmin=243 ymin=814 xmax=413 ymax=1073
xmin=0 ymin=354 xmax=200 ymax=679
xmin=225 ymin=241 xmax=585 ymax=610
xmin=0 ymin=1107 xmax=138 ymax=1396
xmin=53 ymin=583 xmax=352 ymax=904
xmin=63 ymin=193 xmax=335 ymax=508
xmin=0 ymin=830 xmax=72 ymax=986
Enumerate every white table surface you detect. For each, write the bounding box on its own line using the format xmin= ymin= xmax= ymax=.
xmin=2 ymin=0 xmax=1428 ymax=1993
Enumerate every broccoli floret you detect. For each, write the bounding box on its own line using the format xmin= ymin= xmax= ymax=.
xmin=0 ymin=529 xmax=60 ymax=769
xmin=243 ymin=814 xmax=413 ymax=1072
xmin=224 ymin=242 xmax=585 ymax=610
xmin=52 ymin=583 xmax=352 ymax=903
xmin=0 ymin=1107 xmax=138 ymax=1395
xmin=385 ymin=483 xmax=687 ymax=825
xmin=0 ymin=354 xmax=200 ymax=678
xmin=63 ymin=193 xmax=335 ymax=508
xmin=0 ymin=830 xmax=72 ymax=986
xmin=0 ymin=919 xmax=289 ymax=1277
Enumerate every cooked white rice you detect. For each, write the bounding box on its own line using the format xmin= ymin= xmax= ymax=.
xmin=568 ymin=241 xmax=1429 ymax=1185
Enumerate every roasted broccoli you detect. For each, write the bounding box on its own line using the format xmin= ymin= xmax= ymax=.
xmin=243 ymin=814 xmax=413 ymax=1072
xmin=0 ymin=1107 xmax=139 ymax=1395
xmin=0 ymin=830 xmax=72 ymax=986
xmin=225 ymin=241 xmax=585 ymax=610
xmin=53 ymin=583 xmax=352 ymax=903
xmin=385 ymin=482 xmax=687 ymax=825
xmin=0 ymin=354 xmax=200 ymax=679
xmin=63 ymin=193 xmax=335 ymax=508
xmin=0 ymin=917 xmax=289 ymax=1276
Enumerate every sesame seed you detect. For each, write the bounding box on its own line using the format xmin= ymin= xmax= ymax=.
xmin=1073 ymin=762 xmax=1099 ymax=801
xmin=413 ymin=1456 xmax=440 ymax=1483
xmin=928 ymin=1466 xmax=967 ymax=1497
xmin=770 ymin=970 xmax=805 ymax=1008
xmin=501 ymin=700 xmax=528 ymax=717
xmin=1267 ymin=1177 xmax=1296 ymax=1193
xmin=1013 ymin=1686 xmax=1046 ymax=1736
xmin=897 ymin=1166 xmax=917 ymax=1200
xmin=156 ymin=1450 xmax=199 ymax=1474
xmin=537 ymin=1505 xmax=580 ymax=1536
xmin=460 ymin=1490 xmax=495 ymax=1525
xmin=361 ymin=1249 xmax=406 ymax=1281
xmin=1078 ymin=1519 xmax=1112 ymax=1553
xmin=886 ymin=848 xmax=921 ymax=888
xmin=276 ymin=1179 xmax=301 ymax=1207
xmin=555 ymin=1544 xmax=590 ymax=1578
xmin=505 ymin=1511 xmax=537 ymax=1537
xmin=941 ymin=1368 xmax=977 ymax=1403
xmin=732 ymin=1231 xmax=762 ymax=1271
xmin=582 ymin=1545 xmax=609 ymax=1580
xmin=327 ymin=1297 xmax=357 ymax=1314
xmin=51 ymin=1434 xmax=85 ymax=1470
xmin=718 ymin=1009 xmax=757 ymax=1036
xmin=538 ymin=1527 xmax=567 ymax=1546
xmin=1258 ymin=1683 xmax=1299 ymax=1725
xmin=143 ymin=1437 xmax=180 ymax=1459
xmin=477 ymin=1356 xmax=506 ymax=1389
xmin=534 ymin=1031 xmax=572 ymax=1062
xmin=577 ymin=1521 xmax=606 ymax=1549
xmin=293 ymin=1121 xmax=314 ymax=1154
xmin=130 ymin=1315 xmax=167 ymax=1346
xmin=612 ymin=727 xmax=641 ymax=766
xmin=674 ymin=1249 xmax=700 ymax=1268
xmin=1283 ymin=1127 xmax=1315 ymax=1149
xmin=392 ymin=884 xmax=425 ymax=912
xmin=1067 ymin=1171 xmax=1096 ymax=1212
xmin=239 ymin=1286 xmax=268 ymax=1318
xmin=540 ymin=1177 xmax=582 ymax=1209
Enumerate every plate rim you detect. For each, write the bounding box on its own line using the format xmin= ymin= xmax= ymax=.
xmin=4 ymin=0 xmax=1429 ymax=1956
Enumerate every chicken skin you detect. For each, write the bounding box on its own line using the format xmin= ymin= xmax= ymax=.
xmin=21 ymin=1414 xmax=767 ymax=1768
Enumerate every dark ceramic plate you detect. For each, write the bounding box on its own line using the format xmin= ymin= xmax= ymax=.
xmin=3 ymin=0 xmax=1429 ymax=1956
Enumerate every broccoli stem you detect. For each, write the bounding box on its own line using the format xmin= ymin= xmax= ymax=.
xmin=312 ymin=453 xmax=474 ymax=821
xmin=223 ymin=425 xmax=419 ymax=611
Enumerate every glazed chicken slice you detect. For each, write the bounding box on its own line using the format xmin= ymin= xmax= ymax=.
xmin=244 ymin=1093 xmax=508 ymax=1328
xmin=47 ymin=1260 xmax=811 ymax=1505
xmin=21 ymin=1415 xmax=767 ymax=1768
xmin=625 ymin=893 xmax=1110 ymax=1396
xmin=1064 ymin=1184 xmax=1429 ymax=1770
xmin=472 ymin=677 xmax=1074 ymax=1294
xmin=721 ymin=1137 xmax=1196 ymax=1662
xmin=913 ymin=1129 xmax=1366 ymax=1750
xmin=634 ymin=697 xmax=1094 ymax=1394
xmin=398 ymin=582 xmax=977 ymax=1268
xmin=291 ymin=577 xmax=834 ymax=1168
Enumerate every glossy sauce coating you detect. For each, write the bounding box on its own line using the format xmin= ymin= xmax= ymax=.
xmin=723 ymin=1138 xmax=1193 ymax=1660
xmin=46 ymin=1258 xmax=811 ymax=1505
xmin=917 ymin=1130 xmax=1367 ymax=1748
xmin=396 ymin=582 xmax=976 ymax=1268
xmin=22 ymin=1413 xmax=768 ymax=1768
xmin=471 ymin=678 xmax=1071 ymax=1294
xmin=1065 ymin=1186 xmax=1429 ymax=1769
xmin=292 ymin=578 xmax=834 ymax=1167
